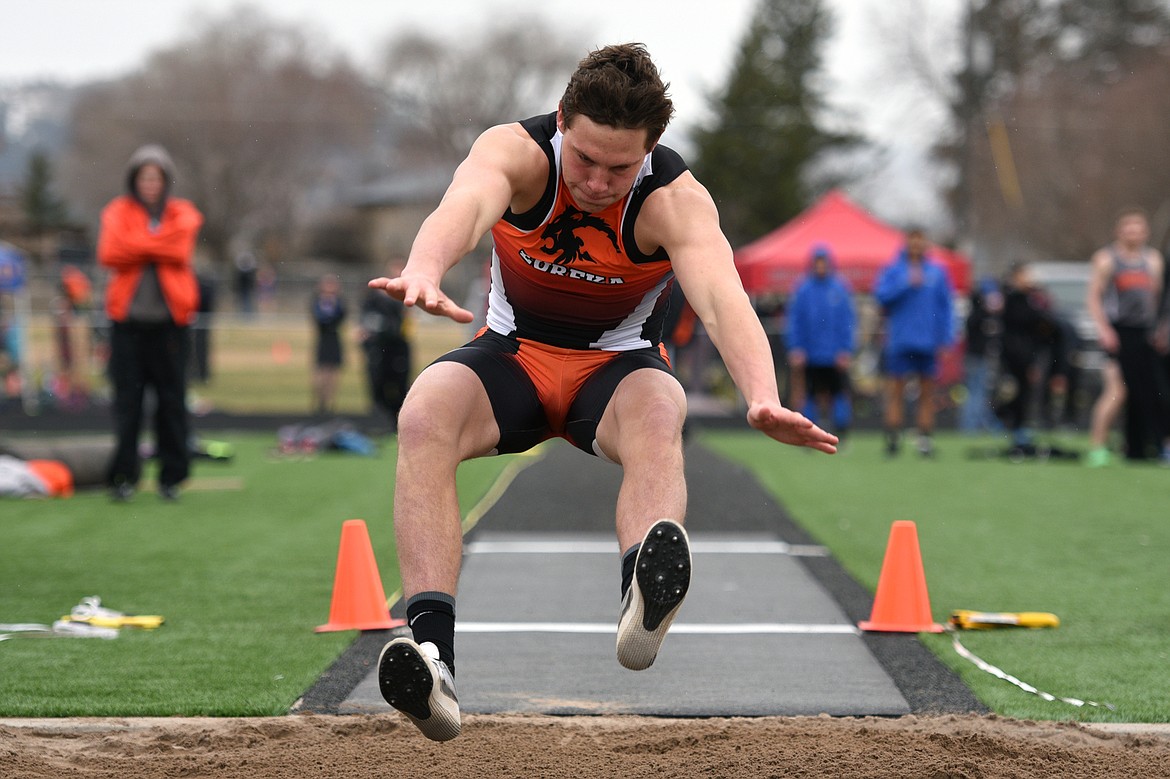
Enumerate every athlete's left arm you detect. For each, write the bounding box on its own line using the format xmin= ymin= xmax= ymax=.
xmin=640 ymin=175 xmax=837 ymax=453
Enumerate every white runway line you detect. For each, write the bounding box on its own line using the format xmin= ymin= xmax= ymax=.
xmin=464 ymin=539 xmax=829 ymax=557
xmin=457 ymin=622 xmax=859 ymax=635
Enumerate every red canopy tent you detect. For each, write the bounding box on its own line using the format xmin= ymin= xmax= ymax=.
xmin=734 ymin=189 xmax=971 ymax=296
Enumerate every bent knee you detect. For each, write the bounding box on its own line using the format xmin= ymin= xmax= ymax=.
xmin=611 ymin=392 xmax=687 ymax=452
xmin=396 ymin=375 xmax=499 ymax=458
xmin=394 ymin=399 xmax=447 ymax=451
xmin=639 ymin=392 xmax=687 ymax=431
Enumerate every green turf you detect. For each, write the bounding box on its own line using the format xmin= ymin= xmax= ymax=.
xmin=0 ymin=434 xmax=514 ymax=717
xmin=5 ymin=428 xmax=1166 ymax=722
xmin=700 ymin=430 xmax=1170 ymax=723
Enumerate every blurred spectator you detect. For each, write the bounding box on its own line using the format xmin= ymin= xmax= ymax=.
xmin=190 ymin=268 xmax=216 ymax=385
xmin=1159 ymin=240 xmax=1170 ymax=450
xmin=0 ymin=244 xmax=27 ymax=403
xmin=1087 ymin=361 xmax=1127 ymax=466
xmin=959 ymin=277 xmax=1002 ymax=433
xmin=1086 ymin=207 xmax=1168 ymax=464
xmin=234 ymin=250 xmax=258 ymax=316
xmin=1037 ymin=311 xmax=1079 ymax=430
xmin=995 ymin=262 xmax=1058 ymax=453
xmin=358 ymin=262 xmax=412 ymax=431
xmin=786 ymin=245 xmax=856 ymax=439
xmin=311 ymin=274 xmax=347 ymax=416
xmin=874 ymin=227 xmax=956 ymax=457
xmin=257 ymin=262 xmax=278 ymax=315
xmin=754 ymin=293 xmax=787 ymax=400
xmin=51 ymin=264 xmax=93 ymax=409
xmin=98 ymin=144 xmax=203 ymax=502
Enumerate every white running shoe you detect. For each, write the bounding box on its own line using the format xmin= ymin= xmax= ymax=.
xmin=378 ymin=638 xmax=461 ymax=741
xmin=616 ymin=519 xmax=691 ymax=671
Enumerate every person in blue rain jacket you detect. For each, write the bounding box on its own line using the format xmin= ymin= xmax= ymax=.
xmin=874 ymin=228 xmax=955 ymax=457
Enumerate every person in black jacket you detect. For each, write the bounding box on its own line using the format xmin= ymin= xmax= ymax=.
xmin=996 ymin=262 xmax=1057 ymax=453
xmin=959 ymin=278 xmax=1002 ymax=433
xmin=358 ymin=262 xmax=412 ymax=430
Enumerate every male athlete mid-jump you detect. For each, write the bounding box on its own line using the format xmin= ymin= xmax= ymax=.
xmin=368 ymin=42 xmax=837 ymax=742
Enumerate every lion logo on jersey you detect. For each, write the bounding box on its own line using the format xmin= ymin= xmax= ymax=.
xmin=539 ymin=207 xmax=620 ymax=266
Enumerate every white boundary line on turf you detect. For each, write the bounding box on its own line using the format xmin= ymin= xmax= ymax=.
xmin=464 ymin=540 xmax=829 ymax=557
xmin=457 ymin=622 xmax=859 ymax=635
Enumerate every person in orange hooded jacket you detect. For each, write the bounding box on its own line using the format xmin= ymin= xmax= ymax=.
xmin=98 ymin=144 xmax=203 ymax=502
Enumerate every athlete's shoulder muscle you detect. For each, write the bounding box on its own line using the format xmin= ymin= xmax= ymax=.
xmin=635 ymin=172 xmax=723 ymax=257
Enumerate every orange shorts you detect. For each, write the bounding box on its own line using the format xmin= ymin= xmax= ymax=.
xmin=433 ymin=328 xmax=672 ymax=455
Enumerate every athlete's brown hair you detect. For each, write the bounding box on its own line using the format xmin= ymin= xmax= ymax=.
xmin=560 ymin=43 xmax=674 ymax=150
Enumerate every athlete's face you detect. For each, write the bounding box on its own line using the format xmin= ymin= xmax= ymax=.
xmin=557 ymin=111 xmax=652 ymax=213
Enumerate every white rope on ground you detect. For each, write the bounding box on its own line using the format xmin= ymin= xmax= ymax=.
xmin=0 ymin=621 xmax=119 ymax=641
xmin=947 ymin=625 xmax=1115 ymax=710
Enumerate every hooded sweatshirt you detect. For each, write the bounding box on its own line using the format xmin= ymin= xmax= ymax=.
xmin=786 ymin=250 xmax=856 ymax=366
xmin=98 ymin=144 xmax=203 ymax=326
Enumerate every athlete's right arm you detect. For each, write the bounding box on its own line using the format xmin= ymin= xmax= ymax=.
xmin=1086 ymin=248 xmax=1117 ymax=354
xmin=368 ymin=123 xmax=543 ymax=323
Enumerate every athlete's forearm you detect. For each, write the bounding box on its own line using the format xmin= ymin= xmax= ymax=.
xmin=405 ymin=194 xmax=491 ymax=282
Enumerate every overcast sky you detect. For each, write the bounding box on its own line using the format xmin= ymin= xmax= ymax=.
xmin=1 ymin=0 xmax=962 ymax=224
xmin=3 ymin=1 xmax=953 ymax=127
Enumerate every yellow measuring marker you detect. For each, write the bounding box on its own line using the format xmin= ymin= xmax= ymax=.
xmin=62 ymin=613 xmax=165 ymax=629
xmin=60 ymin=596 xmax=165 ymax=630
xmin=949 ymin=610 xmax=1060 ymax=630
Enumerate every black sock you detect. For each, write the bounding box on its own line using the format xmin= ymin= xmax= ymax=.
xmin=406 ymin=592 xmax=456 ymax=675
xmin=620 ymin=544 xmax=639 ymax=598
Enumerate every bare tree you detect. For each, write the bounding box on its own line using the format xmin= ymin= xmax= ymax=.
xmin=878 ymin=0 xmax=1170 ymax=261
xmin=62 ymin=6 xmax=378 ymax=265
xmin=377 ymin=19 xmax=587 ymax=171
xmin=967 ymin=45 xmax=1170 ymax=263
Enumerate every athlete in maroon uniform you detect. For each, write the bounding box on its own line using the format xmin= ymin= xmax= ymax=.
xmin=368 ymin=43 xmax=837 ymax=741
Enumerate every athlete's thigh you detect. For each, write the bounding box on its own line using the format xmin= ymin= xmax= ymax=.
xmin=563 ymin=347 xmax=674 ymax=457
xmin=401 ymin=360 xmax=501 ymax=459
xmin=592 ymin=365 xmax=686 ymax=464
xmin=427 ymin=332 xmax=551 ymax=455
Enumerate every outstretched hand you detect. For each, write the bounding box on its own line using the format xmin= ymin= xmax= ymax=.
xmin=747 ymin=402 xmax=838 ymax=454
xmin=368 ymin=274 xmax=475 ymax=324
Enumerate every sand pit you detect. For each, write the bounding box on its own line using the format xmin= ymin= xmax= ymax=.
xmin=4 ymin=713 xmax=1170 ymax=778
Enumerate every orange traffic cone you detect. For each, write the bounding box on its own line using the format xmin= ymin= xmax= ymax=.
xmin=858 ymin=520 xmax=943 ymax=633
xmin=316 ymin=519 xmax=405 ymax=632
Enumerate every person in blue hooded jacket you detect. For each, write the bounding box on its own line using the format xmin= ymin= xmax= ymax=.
xmin=787 ymin=245 xmax=856 ymax=439
xmin=874 ymin=227 xmax=955 ymax=457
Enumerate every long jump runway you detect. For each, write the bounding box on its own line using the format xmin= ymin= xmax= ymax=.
xmin=326 ymin=440 xmax=983 ymax=718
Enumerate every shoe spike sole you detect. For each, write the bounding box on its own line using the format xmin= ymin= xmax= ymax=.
xmin=636 ymin=521 xmax=691 ymax=632
xmin=377 ymin=641 xmax=435 ymax=721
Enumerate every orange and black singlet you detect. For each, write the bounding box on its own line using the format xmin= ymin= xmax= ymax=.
xmin=485 ymin=112 xmax=689 ymax=351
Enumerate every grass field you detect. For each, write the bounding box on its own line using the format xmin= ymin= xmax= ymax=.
xmin=0 ymin=435 xmax=513 ymax=717
xmin=704 ymin=431 xmax=1170 ymax=723
xmin=1 ymin=427 xmax=1166 ymax=722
